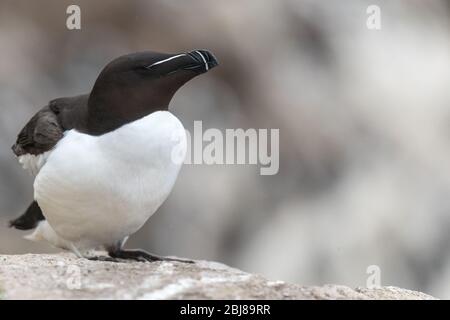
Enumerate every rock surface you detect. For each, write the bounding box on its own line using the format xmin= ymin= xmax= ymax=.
xmin=0 ymin=253 xmax=436 ymax=300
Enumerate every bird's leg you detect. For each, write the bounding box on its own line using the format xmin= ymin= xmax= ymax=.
xmin=107 ymin=241 xmax=194 ymax=263
xmin=69 ymin=243 xmax=121 ymax=262
xmin=69 ymin=243 xmax=85 ymax=259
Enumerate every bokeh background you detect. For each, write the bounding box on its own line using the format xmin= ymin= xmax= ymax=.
xmin=1 ymin=0 xmax=450 ymax=298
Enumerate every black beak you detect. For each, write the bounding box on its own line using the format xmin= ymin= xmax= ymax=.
xmin=186 ymin=50 xmax=219 ymax=73
xmin=146 ymin=49 xmax=219 ymax=76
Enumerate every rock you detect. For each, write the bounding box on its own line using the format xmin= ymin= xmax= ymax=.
xmin=0 ymin=253 xmax=436 ymax=300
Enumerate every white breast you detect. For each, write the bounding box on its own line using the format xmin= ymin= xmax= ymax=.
xmin=33 ymin=111 xmax=187 ymax=249
xmin=18 ymin=152 xmax=51 ymax=176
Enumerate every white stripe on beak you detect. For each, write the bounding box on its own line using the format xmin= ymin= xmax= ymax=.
xmin=195 ymin=50 xmax=209 ymax=71
xmin=147 ymin=54 xmax=187 ymax=68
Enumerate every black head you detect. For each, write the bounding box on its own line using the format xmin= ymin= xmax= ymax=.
xmin=87 ymin=50 xmax=218 ymax=134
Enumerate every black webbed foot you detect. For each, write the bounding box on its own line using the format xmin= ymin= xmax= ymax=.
xmin=87 ymin=256 xmax=122 ymax=262
xmin=108 ymin=249 xmax=194 ymax=264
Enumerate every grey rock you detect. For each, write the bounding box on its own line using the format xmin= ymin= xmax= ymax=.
xmin=0 ymin=253 xmax=436 ymax=300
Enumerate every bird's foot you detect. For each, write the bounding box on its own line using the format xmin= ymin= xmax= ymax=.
xmin=108 ymin=249 xmax=194 ymax=264
xmin=87 ymin=256 xmax=122 ymax=262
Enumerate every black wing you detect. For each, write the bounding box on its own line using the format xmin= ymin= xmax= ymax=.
xmin=9 ymin=201 xmax=45 ymax=230
xmin=10 ymin=95 xmax=89 ymax=231
xmin=10 ymin=106 xmax=64 ymax=230
xmin=12 ymin=105 xmax=65 ymax=157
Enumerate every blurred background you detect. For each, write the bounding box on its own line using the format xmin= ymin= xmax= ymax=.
xmin=1 ymin=0 xmax=450 ymax=298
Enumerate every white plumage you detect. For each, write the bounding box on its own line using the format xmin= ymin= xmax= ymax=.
xmin=18 ymin=152 xmax=50 ymax=176
xmin=25 ymin=111 xmax=186 ymax=255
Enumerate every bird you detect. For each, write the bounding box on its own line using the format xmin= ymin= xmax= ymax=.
xmin=9 ymin=50 xmax=219 ymax=262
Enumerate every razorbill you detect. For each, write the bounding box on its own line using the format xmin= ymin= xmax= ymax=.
xmin=10 ymin=50 xmax=218 ymax=262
